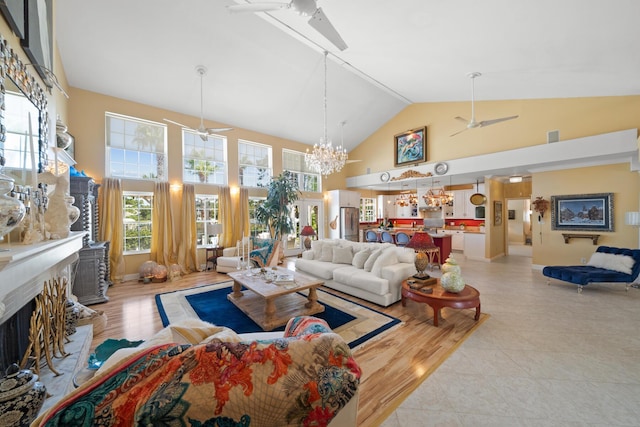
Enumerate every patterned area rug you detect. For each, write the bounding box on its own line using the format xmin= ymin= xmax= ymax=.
xmin=155 ymin=281 xmax=402 ymax=349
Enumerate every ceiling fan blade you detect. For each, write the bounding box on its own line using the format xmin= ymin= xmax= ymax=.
xmin=450 ymin=127 xmax=469 ymax=137
xmin=454 ymin=116 xmax=468 ymax=124
xmin=478 ymin=115 xmax=519 ymax=128
xmin=346 ymin=159 xmax=361 ymax=164
xmin=227 ymin=2 xmax=291 ymax=13
xmin=308 ymin=7 xmax=348 ymax=51
xmin=206 ymin=127 xmax=233 ymax=133
xmin=164 ymin=118 xmax=192 ymax=129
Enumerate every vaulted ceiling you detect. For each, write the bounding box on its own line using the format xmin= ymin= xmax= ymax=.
xmin=55 ymin=1 xmax=640 ymax=153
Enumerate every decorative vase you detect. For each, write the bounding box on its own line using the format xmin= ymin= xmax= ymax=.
xmin=0 ymin=174 xmax=26 ymax=242
xmin=65 ymin=299 xmax=80 ymax=335
xmin=441 ymin=272 xmax=466 ymax=293
xmin=441 ymin=257 xmax=461 ymax=275
xmin=0 ymin=364 xmax=46 ymax=427
xmin=65 ymin=195 xmax=81 ymax=226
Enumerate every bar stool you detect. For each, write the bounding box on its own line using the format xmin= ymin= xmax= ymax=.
xmin=365 ymin=230 xmax=379 ymax=243
xmin=394 ymin=232 xmax=410 ymax=247
xmin=380 ymin=231 xmax=394 ymax=244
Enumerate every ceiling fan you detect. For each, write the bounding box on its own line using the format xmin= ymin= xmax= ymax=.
xmin=450 ymin=72 xmax=519 ymax=137
xmin=227 ymin=0 xmax=348 ymax=51
xmin=164 ymin=66 xmax=233 ymax=141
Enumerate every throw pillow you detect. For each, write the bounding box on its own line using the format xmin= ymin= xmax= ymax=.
xmin=333 ymin=246 xmax=353 ymax=264
xmin=312 ymin=240 xmax=325 ymax=260
xmin=364 ymin=249 xmax=382 ymax=272
xmin=319 ymin=245 xmax=334 ymax=262
xmin=352 ymin=248 xmax=371 ymax=269
xmin=587 ymin=252 xmax=635 ymax=274
xmin=372 ymin=246 xmax=399 ymax=276
xmin=396 ymin=247 xmax=415 ymax=264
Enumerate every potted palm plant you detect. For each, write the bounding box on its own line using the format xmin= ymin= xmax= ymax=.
xmin=254 ymin=171 xmax=301 ymax=241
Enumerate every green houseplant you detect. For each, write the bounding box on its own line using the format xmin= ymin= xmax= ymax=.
xmin=255 ymin=171 xmax=301 ymax=241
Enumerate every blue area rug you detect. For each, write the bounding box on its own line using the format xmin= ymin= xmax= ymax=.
xmin=155 ymin=281 xmax=402 ymax=349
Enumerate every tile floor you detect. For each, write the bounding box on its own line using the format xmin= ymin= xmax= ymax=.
xmin=380 ymin=255 xmax=640 ymax=426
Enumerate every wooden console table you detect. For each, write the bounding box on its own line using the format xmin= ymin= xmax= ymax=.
xmin=561 ymin=233 xmax=600 ymax=245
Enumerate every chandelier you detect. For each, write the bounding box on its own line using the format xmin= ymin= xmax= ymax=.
xmin=305 ymin=51 xmax=348 ymax=176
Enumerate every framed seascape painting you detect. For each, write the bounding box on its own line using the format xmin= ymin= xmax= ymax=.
xmin=394 ymin=126 xmax=426 ymax=167
xmin=551 ymin=193 xmax=614 ymax=232
xmin=494 ymin=201 xmax=503 ymax=226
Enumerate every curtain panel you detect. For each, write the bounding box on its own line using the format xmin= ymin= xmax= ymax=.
xmin=98 ymin=178 xmax=125 ymax=283
xmin=151 ymin=182 xmax=176 ymax=266
xmin=177 ymin=184 xmax=199 ymax=273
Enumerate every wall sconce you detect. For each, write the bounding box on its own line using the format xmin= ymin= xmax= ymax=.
xmin=509 ymin=176 xmax=523 ymax=183
xmin=531 ymin=196 xmax=549 ymax=221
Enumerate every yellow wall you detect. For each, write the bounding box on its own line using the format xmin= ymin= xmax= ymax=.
xmin=346 ymin=96 xmax=640 ymax=176
xmin=67 ymin=88 xmax=334 ymax=275
xmin=532 ymin=163 xmax=639 ymax=266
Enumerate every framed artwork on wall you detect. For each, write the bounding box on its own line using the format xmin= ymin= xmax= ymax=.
xmin=508 ymin=209 xmax=516 ymax=220
xmin=0 ymin=0 xmax=26 ymax=39
xmin=494 ymin=201 xmax=503 ymax=226
xmin=394 ymin=126 xmax=426 ymax=167
xmin=21 ymin=0 xmax=53 ymax=82
xmin=551 ymin=193 xmax=614 ymax=232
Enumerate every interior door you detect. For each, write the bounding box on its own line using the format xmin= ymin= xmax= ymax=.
xmin=283 ymin=198 xmax=323 ymax=257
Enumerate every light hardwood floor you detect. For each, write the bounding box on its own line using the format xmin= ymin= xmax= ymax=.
xmin=90 ymin=258 xmax=486 ymax=427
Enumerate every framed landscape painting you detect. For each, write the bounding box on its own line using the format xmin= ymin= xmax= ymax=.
xmin=394 ymin=126 xmax=426 ymax=166
xmin=551 ymin=193 xmax=613 ymax=232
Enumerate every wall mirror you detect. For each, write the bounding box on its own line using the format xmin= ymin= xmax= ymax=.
xmin=0 ymin=35 xmax=49 ymax=184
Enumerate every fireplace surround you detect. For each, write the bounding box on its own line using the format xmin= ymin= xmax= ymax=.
xmin=0 ymin=232 xmax=84 ymax=371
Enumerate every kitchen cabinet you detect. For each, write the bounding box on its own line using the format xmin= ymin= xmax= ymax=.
xmin=464 ymin=232 xmax=486 ymax=260
xmin=444 ymin=230 xmax=465 ymax=251
xmin=377 ymin=195 xmax=396 ymax=218
xmin=451 ymin=185 xmax=485 ymax=219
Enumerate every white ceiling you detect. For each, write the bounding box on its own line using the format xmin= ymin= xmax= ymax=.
xmin=55 ymin=0 xmax=640 ymax=154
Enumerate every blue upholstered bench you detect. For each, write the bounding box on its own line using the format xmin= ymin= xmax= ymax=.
xmin=543 ymin=246 xmax=640 ymax=293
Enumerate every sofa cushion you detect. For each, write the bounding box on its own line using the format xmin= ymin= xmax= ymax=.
xmin=372 ymin=247 xmax=399 ymax=276
xmin=396 ymin=247 xmax=416 ymax=264
xmin=587 ymin=252 xmax=635 ymax=274
xmin=364 ymin=249 xmax=383 ymax=272
xmin=352 ymin=248 xmax=371 ymax=269
xmin=295 ymin=258 xmax=346 ymax=280
xmin=333 ymin=246 xmax=353 ymax=264
xmin=333 ymin=266 xmax=390 ymax=295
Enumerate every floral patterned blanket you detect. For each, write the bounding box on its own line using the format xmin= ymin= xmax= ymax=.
xmin=33 ymin=317 xmax=361 ymax=427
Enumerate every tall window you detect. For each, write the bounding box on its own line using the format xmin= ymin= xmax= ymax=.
xmin=249 ymin=197 xmax=269 ymax=237
xmin=360 ymin=197 xmax=377 ymax=223
xmin=3 ymin=90 xmax=39 ymax=176
xmin=183 ymin=131 xmax=227 ymax=184
xmin=123 ymin=192 xmax=153 ymax=253
xmin=282 ymin=149 xmax=321 ymax=192
xmin=106 ymin=113 xmax=167 ymax=180
xmin=238 ymin=140 xmax=272 ymax=187
xmin=195 ymin=195 xmax=219 ymax=246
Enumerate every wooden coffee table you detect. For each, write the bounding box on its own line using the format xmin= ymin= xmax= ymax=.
xmin=401 ymin=279 xmax=481 ymax=327
xmin=227 ymin=267 xmax=325 ymax=331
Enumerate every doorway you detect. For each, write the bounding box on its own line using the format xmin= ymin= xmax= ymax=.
xmin=284 ymin=199 xmax=323 ymax=257
xmin=506 ymin=198 xmax=532 ymax=257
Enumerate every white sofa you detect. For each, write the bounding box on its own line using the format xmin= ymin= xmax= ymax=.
xmin=295 ymin=239 xmax=417 ymax=306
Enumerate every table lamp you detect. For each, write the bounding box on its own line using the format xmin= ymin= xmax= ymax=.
xmin=210 ymin=222 xmax=223 ymax=247
xmin=406 ymin=231 xmax=437 ymax=279
xmin=300 ymin=225 xmax=317 ymax=250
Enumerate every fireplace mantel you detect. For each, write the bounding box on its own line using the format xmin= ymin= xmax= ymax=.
xmin=0 ymin=232 xmax=85 ymax=324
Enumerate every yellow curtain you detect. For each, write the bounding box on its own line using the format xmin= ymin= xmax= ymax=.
xmin=98 ymin=178 xmax=125 ymax=283
xmin=151 ymin=181 xmax=175 ymax=266
xmin=177 ymin=184 xmax=199 ymax=273
xmin=219 ymin=186 xmax=234 ymax=248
